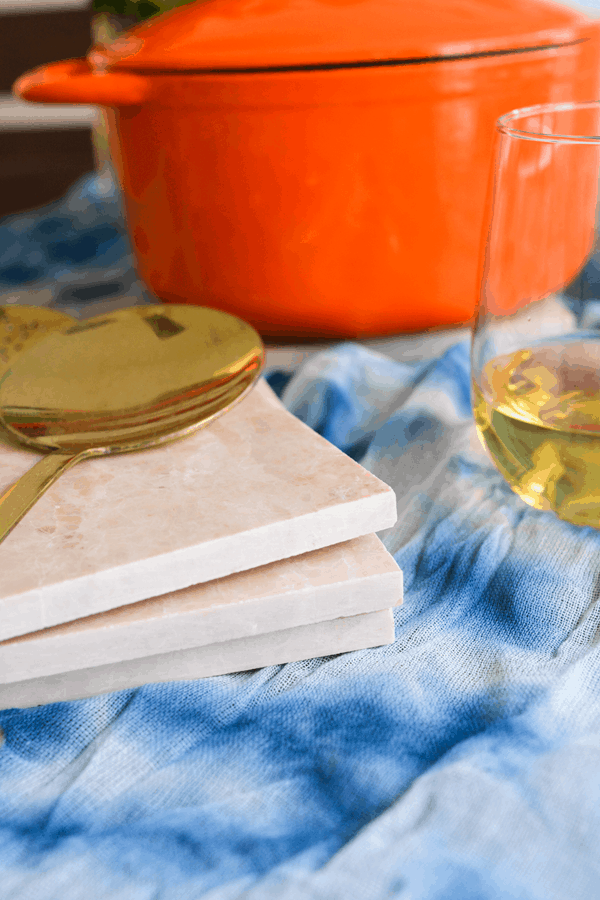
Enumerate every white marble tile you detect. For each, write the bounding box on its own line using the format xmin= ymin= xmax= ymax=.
xmin=0 ymin=534 xmax=402 ymax=682
xmin=0 ymin=608 xmax=395 ymax=710
xmin=0 ymin=379 xmax=397 ymax=640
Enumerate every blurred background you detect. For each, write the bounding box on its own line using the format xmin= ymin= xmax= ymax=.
xmin=0 ymin=0 xmax=95 ymax=219
xmin=0 ymin=0 xmax=161 ymax=319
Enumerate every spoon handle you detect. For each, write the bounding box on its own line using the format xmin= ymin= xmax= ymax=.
xmin=0 ymin=451 xmax=89 ymax=544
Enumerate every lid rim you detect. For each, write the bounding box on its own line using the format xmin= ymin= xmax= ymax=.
xmin=103 ymin=38 xmax=589 ymax=75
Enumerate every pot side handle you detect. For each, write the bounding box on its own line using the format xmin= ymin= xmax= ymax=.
xmin=13 ymin=59 xmax=150 ymax=107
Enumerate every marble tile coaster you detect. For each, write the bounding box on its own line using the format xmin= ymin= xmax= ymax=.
xmin=0 ymin=379 xmax=397 ymax=641
xmin=0 ymin=608 xmax=395 ymax=711
xmin=0 ymin=533 xmax=402 ymax=683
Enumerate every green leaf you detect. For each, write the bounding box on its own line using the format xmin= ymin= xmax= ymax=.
xmin=136 ymin=0 xmax=161 ymax=18
xmin=92 ymin=0 xmax=197 ymax=21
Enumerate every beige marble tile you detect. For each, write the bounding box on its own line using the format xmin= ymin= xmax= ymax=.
xmin=0 ymin=533 xmax=402 ymax=683
xmin=0 ymin=607 xmax=394 ymax=710
xmin=0 ymin=379 xmax=396 ymax=640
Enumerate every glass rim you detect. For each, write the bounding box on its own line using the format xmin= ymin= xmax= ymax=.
xmin=497 ymin=100 xmax=600 ymax=144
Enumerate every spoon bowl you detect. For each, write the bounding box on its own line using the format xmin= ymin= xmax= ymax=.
xmin=0 ymin=304 xmax=263 ymax=543
xmin=0 ymin=306 xmax=74 ymax=374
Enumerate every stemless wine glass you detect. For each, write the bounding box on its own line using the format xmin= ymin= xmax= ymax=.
xmin=472 ymin=101 xmax=600 ymax=527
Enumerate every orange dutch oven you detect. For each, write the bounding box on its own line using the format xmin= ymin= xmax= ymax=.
xmin=13 ymin=0 xmax=600 ymax=338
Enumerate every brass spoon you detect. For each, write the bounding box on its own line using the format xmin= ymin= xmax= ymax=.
xmin=0 ymin=304 xmax=263 ymax=544
xmin=0 ymin=306 xmax=75 ymax=373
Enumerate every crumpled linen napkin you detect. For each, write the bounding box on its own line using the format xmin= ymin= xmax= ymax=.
xmin=0 ymin=329 xmax=599 ymax=899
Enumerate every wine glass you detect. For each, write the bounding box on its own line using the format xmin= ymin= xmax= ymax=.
xmin=472 ymin=101 xmax=600 ymax=527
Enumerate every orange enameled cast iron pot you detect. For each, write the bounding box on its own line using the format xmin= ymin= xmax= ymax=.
xmin=13 ymin=0 xmax=600 ymax=338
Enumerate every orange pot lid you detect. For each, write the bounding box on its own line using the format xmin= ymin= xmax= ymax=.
xmin=92 ymin=0 xmax=596 ymax=73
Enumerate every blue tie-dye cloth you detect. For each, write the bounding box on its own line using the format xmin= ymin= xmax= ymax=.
xmin=2 ymin=176 xmax=600 ymax=899
xmin=0 ymin=171 xmax=153 ymax=315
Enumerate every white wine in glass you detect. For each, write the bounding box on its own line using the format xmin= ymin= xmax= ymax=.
xmin=472 ymin=102 xmax=600 ymax=527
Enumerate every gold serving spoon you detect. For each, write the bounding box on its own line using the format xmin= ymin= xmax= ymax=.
xmin=0 ymin=305 xmax=75 ymax=373
xmin=0 ymin=304 xmax=263 ymax=544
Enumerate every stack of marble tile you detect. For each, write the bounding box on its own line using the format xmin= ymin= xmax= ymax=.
xmin=0 ymin=380 xmax=401 ymax=709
